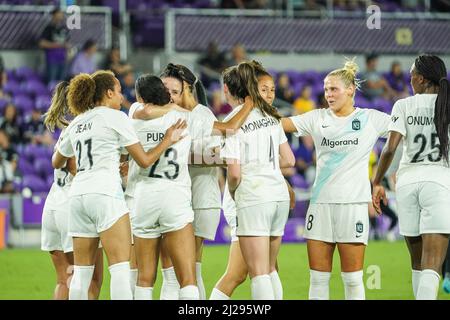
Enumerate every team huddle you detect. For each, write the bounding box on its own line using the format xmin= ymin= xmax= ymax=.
xmin=40 ymin=54 xmax=450 ymax=300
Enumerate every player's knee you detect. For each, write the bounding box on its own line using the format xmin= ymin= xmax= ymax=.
xmin=138 ymin=272 xmax=157 ymax=287
xmin=232 ymin=271 xmax=247 ymax=287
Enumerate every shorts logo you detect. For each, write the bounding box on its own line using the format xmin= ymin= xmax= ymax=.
xmin=352 ymin=119 xmax=361 ymax=131
xmin=356 ymin=221 xmax=364 ymax=234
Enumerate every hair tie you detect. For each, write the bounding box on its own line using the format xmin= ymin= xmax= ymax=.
xmin=440 ymin=77 xmax=447 ymax=82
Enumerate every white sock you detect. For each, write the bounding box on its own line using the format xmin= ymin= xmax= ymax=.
xmin=109 ymin=262 xmax=133 ymax=300
xmin=251 ymin=275 xmax=275 ymax=300
xmin=209 ymin=288 xmax=230 ymax=300
xmin=179 ymin=285 xmax=200 ymax=300
xmin=130 ymin=269 xmax=138 ymax=298
xmin=412 ymin=269 xmax=421 ymax=299
xmin=69 ymin=265 xmax=94 ymax=300
xmin=269 ymin=270 xmax=283 ymax=300
xmin=416 ymin=269 xmax=440 ymax=300
xmin=341 ymin=271 xmax=365 ymax=300
xmin=309 ymin=270 xmax=331 ymax=300
xmin=134 ymin=286 xmax=153 ymax=300
xmin=160 ymin=267 xmax=180 ymax=300
xmin=196 ymin=262 xmax=206 ymax=300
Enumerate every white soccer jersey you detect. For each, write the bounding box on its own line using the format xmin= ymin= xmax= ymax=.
xmin=389 ymin=94 xmax=450 ymax=189
xmin=290 ymin=107 xmax=390 ymax=204
xmin=189 ymin=104 xmax=222 ymax=209
xmin=46 ymin=128 xmax=73 ymax=209
xmin=58 ymin=107 xmax=139 ymax=198
xmin=220 ymin=106 xmax=290 ymax=209
xmin=132 ymin=109 xmax=214 ymax=188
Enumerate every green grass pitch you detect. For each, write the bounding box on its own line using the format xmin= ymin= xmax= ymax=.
xmin=0 ymin=240 xmax=449 ymax=300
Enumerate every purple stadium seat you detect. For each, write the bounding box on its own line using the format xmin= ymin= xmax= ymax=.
xmin=354 ymin=95 xmax=371 ymax=109
xmin=22 ymin=174 xmax=49 ymax=193
xmin=24 ymin=80 xmax=48 ymax=97
xmin=18 ymin=158 xmax=35 ymax=176
xmin=35 ymin=95 xmax=52 ymax=111
xmin=46 ymin=175 xmax=54 ymax=190
xmin=0 ymin=98 xmax=10 ymax=113
xmin=47 ymin=80 xmax=60 ymax=94
xmin=34 ymin=157 xmax=54 ymax=178
xmin=13 ymin=94 xmax=34 ymax=113
xmin=15 ymin=66 xmax=36 ymax=81
xmin=3 ymin=80 xmax=22 ymax=96
xmin=291 ymin=174 xmax=309 ymax=190
xmin=23 ymin=144 xmax=52 ymax=162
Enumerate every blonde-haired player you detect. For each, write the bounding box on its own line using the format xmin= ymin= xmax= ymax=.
xmin=282 ymin=59 xmax=391 ymax=300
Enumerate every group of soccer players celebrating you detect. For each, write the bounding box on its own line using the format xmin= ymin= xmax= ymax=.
xmin=40 ymin=54 xmax=450 ymax=300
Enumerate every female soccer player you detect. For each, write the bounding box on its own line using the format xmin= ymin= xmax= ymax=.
xmin=130 ymin=73 xmax=254 ymax=300
xmin=211 ymin=62 xmax=295 ymax=300
xmin=157 ymin=63 xmax=248 ymax=300
xmin=220 ymin=62 xmax=295 ymax=300
xmin=123 ymin=96 xmax=189 ymax=297
xmin=52 ymin=70 xmax=186 ymax=300
xmin=42 ymin=81 xmax=103 ymax=299
xmin=372 ymin=54 xmax=450 ymax=300
xmin=282 ymin=60 xmax=391 ymax=300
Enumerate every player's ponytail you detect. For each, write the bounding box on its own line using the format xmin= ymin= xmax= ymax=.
xmin=67 ymin=73 xmax=95 ymax=116
xmin=328 ymin=57 xmax=362 ymax=94
xmin=415 ymin=54 xmax=450 ymax=164
xmin=436 ymin=77 xmax=450 ymax=164
xmin=44 ymin=81 xmax=70 ymax=132
xmin=237 ymin=62 xmax=281 ymax=120
xmin=194 ymin=79 xmax=208 ymax=106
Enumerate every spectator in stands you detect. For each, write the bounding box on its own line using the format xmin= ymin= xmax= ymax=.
xmin=220 ymin=0 xmax=245 ymax=8
xmin=317 ymin=91 xmax=328 ymax=109
xmin=293 ymin=85 xmax=316 ymax=115
xmin=21 ymin=108 xmax=53 ymax=146
xmin=69 ymin=39 xmax=98 ymax=77
xmin=198 ymin=41 xmax=227 ymax=88
xmin=39 ymin=8 xmax=70 ymax=83
xmin=294 ymin=136 xmax=316 ymax=185
xmin=0 ymin=104 xmax=22 ymax=145
xmin=0 ymin=129 xmax=15 ymax=193
xmin=101 ymin=47 xmax=132 ymax=80
xmin=360 ymin=53 xmax=395 ymax=101
xmin=226 ymin=44 xmax=248 ymax=66
xmin=275 ymin=73 xmax=295 ymax=103
xmin=120 ymin=70 xmax=136 ymax=112
xmin=0 ymin=129 xmax=17 ymax=173
xmin=386 ymin=61 xmax=410 ymax=100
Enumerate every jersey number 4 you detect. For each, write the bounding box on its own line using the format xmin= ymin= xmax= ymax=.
xmin=149 ymin=147 xmax=179 ymax=180
xmin=75 ymin=138 xmax=93 ymax=172
xmin=411 ymin=133 xmax=442 ymax=163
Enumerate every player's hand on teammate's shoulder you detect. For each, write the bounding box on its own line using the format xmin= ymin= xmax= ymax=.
xmin=164 ymin=119 xmax=188 ymax=145
xmin=372 ymin=184 xmax=387 ymax=215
